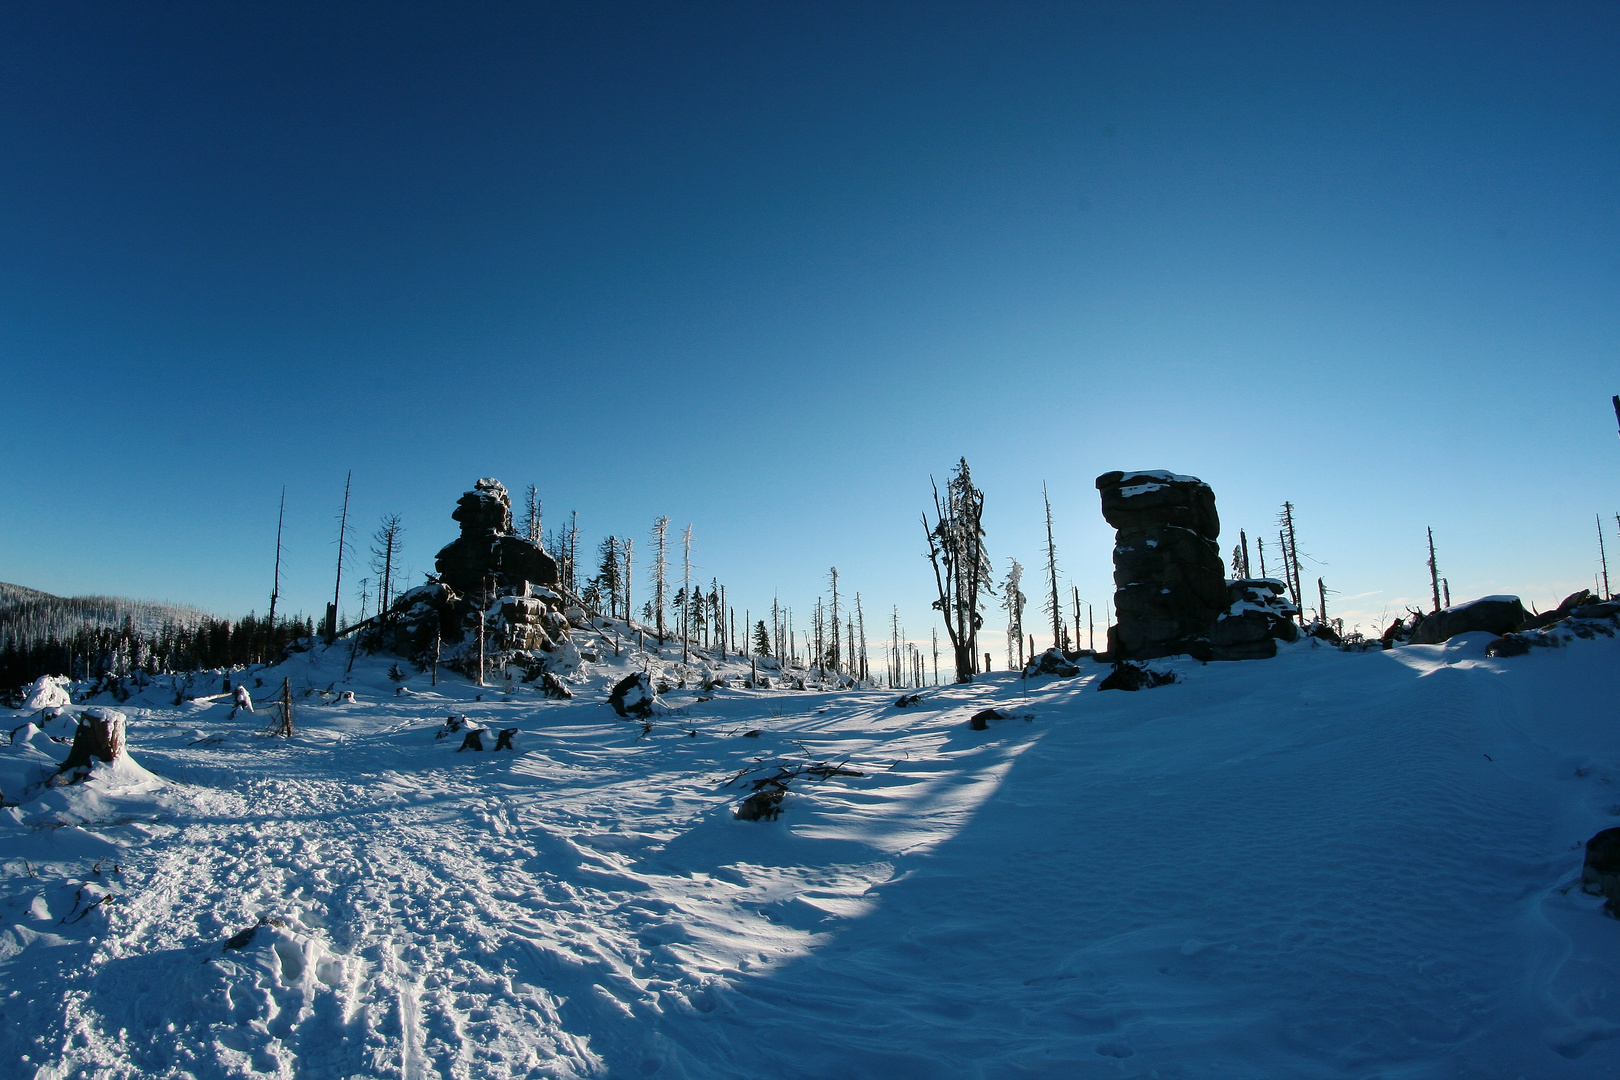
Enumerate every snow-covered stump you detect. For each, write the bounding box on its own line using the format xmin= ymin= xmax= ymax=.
xmin=59 ymin=708 xmax=126 ymax=773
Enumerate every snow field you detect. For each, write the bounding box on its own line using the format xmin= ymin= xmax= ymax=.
xmin=2 ymin=627 xmax=1618 ymax=1078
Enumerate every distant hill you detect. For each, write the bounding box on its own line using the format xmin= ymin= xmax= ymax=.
xmin=0 ymin=582 xmax=214 ymax=649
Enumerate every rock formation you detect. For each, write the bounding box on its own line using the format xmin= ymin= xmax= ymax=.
xmin=1407 ymin=595 xmax=1526 ymax=645
xmin=1583 ymin=826 xmax=1620 ymax=916
xmin=1097 ymin=470 xmax=1227 ymax=661
xmin=381 ymin=479 xmax=567 ymax=658
xmin=1210 ymin=579 xmax=1300 ymax=660
xmin=434 ymin=479 xmax=558 ymax=597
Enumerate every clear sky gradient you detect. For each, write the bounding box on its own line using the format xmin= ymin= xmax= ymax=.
xmin=2 ymin=2 xmax=1617 ymax=656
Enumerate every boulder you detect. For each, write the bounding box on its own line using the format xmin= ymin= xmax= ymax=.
xmin=1408 ymin=596 xmax=1527 ymax=645
xmin=1209 ymin=579 xmax=1299 ymax=658
xmin=1023 ymin=648 xmax=1080 ymax=678
xmin=1097 ymin=662 xmax=1179 ymax=692
xmin=1484 ymin=635 xmax=1532 ymax=657
xmin=608 ymin=673 xmax=658 ymax=718
xmin=1583 ymin=827 xmax=1620 ymax=915
xmin=968 ymin=708 xmax=1010 ymax=730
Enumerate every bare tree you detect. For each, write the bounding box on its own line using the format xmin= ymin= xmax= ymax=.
xmin=923 ymin=458 xmax=993 ymax=682
xmin=522 ymin=485 xmax=542 ymax=546
xmin=327 ymin=471 xmax=353 ymax=642
xmin=828 ymin=568 xmax=841 ymax=675
xmin=1041 ymin=483 xmax=1066 ymax=650
xmin=855 ymin=593 xmax=869 ymax=681
xmin=370 ymin=513 xmax=404 ymax=619
xmin=266 ymin=486 xmax=285 ymax=662
xmin=650 ymin=516 xmax=670 ymax=642
xmin=622 ymin=537 xmax=633 ymax=623
xmin=1001 ymin=558 xmax=1026 ymax=670
xmin=1594 ymin=514 xmax=1607 ymax=599
xmin=681 ymin=524 xmax=693 ymax=664
xmin=1278 ymin=502 xmax=1304 ymax=625
xmin=1426 ymin=526 xmax=1442 ymax=614
xmin=890 ymin=606 xmax=904 ymax=688
xmin=569 ymin=511 xmax=580 ymax=597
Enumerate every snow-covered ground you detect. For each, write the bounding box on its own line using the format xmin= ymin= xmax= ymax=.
xmin=4 ymin=625 xmax=1619 ymax=1079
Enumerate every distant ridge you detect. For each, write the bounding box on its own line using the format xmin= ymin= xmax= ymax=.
xmin=0 ymin=582 xmax=59 ymax=605
xmin=0 ymin=582 xmax=214 ymax=649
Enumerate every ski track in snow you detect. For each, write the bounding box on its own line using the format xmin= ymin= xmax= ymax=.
xmin=3 ymin=629 xmax=1620 ymax=1079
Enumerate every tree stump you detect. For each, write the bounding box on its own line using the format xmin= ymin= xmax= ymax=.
xmin=59 ymin=709 xmax=126 ymax=773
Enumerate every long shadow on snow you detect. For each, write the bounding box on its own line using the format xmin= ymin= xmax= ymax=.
xmin=628 ymin=643 xmax=1587 ymax=1080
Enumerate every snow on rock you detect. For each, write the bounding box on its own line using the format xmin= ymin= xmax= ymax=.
xmin=1409 ymin=594 xmax=1527 ymax=644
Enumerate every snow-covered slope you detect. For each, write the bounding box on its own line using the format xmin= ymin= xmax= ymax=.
xmin=3 ymin=627 xmax=1618 ymax=1079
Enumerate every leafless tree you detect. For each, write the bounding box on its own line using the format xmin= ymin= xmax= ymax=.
xmin=923 ymin=458 xmax=993 ymax=683
xmin=1041 ymin=484 xmax=1065 ymax=650
xmin=650 ymin=516 xmax=670 ymax=642
xmin=327 ymin=471 xmax=353 ymax=642
xmin=1001 ymin=558 xmax=1026 ymax=670
xmin=522 ymin=485 xmax=542 ymax=546
xmin=370 ymin=513 xmax=404 ymax=619
xmin=681 ymin=524 xmax=693 ymax=664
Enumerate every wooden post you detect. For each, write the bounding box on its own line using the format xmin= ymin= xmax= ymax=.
xmin=1318 ymin=577 xmax=1327 ymax=625
xmin=278 ymin=677 xmax=293 ymax=737
xmin=477 ymin=609 xmax=486 ymax=687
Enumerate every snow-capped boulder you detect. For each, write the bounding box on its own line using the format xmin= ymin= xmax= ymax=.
xmin=1210 ymin=579 xmax=1300 ymax=660
xmin=1408 ymin=596 xmax=1526 ymax=645
xmin=1023 ymin=648 xmax=1080 ymax=677
xmin=608 ymin=673 xmax=660 ymax=718
xmin=23 ymin=675 xmax=73 ymax=711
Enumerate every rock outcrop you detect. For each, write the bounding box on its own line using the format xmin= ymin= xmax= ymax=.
xmin=1583 ymin=827 xmax=1620 ymax=916
xmin=1210 ymin=579 xmax=1300 ymax=660
xmin=1097 ymin=470 xmax=1226 ymax=661
xmin=1407 ymin=596 xmax=1526 ymax=645
xmin=379 ymin=479 xmax=568 ymax=658
xmin=434 ymin=479 xmax=559 ymax=597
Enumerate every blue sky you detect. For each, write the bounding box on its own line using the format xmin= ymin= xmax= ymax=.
xmin=2 ymin=2 xmax=1617 ymax=654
